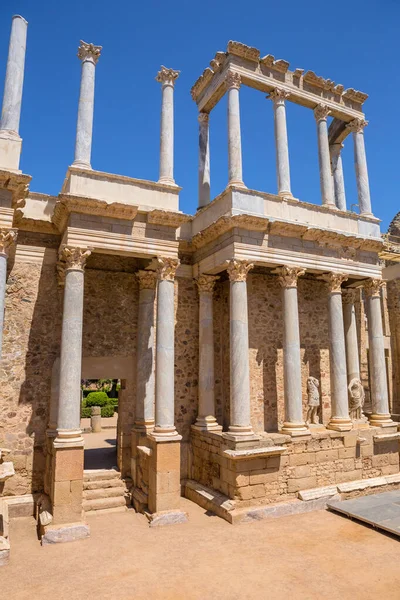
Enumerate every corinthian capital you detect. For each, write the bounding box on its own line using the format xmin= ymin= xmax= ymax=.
xmin=275 ymin=265 xmax=305 ymax=288
xmin=320 ymin=272 xmax=348 ymax=293
xmin=0 ymin=229 xmax=17 ymax=256
xmin=364 ymin=278 xmax=383 ymax=298
xmin=137 ymin=270 xmax=157 ymax=290
xmin=227 ymin=259 xmax=253 ymax=282
xmin=77 ymin=40 xmax=102 ymax=65
xmin=268 ymin=87 xmax=290 ymax=104
xmin=346 ymin=118 xmax=368 ymax=133
xmin=196 ymin=274 xmax=219 ymax=293
xmin=157 ymin=257 xmax=180 ymax=281
xmin=314 ymin=103 xmax=331 ymax=121
xmin=156 ymin=66 xmax=180 ymax=87
xmin=60 ymin=246 xmax=92 ymax=271
xmin=198 ymin=112 xmax=209 ymax=124
xmin=224 ymin=71 xmax=241 ymax=90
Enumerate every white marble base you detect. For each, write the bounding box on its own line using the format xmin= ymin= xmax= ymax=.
xmin=41 ymin=522 xmax=90 ymax=545
xmin=0 ymin=132 xmax=21 ymax=172
xmin=145 ymin=509 xmax=188 ymax=527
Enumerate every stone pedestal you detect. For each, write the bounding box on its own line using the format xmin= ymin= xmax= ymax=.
xmin=322 ymin=273 xmax=353 ymax=432
xmin=90 ymin=406 xmax=101 ymax=433
xmin=72 ymin=41 xmax=102 ymax=169
xmin=0 ymin=131 xmax=22 ymax=172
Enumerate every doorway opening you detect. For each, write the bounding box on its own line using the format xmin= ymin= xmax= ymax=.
xmin=81 ymin=378 xmax=120 ymax=470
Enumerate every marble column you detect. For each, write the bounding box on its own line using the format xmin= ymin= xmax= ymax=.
xmin=268 ymin=88 xmax=292 ymax=197
xmin=55 ymin=247 xmax=91 ymax=445
xmin=330 ymin=142 xmax=346 ymax=211
xmin=276 ymin=266 xmax=309 ymax=435
xmin=72 ymin=41 xmax=102 ymax=169
xmin=225 ymin=72 xmax=245 ymax=187
xmin=364 ymin=279 xmax=392 ymax=426
xmin=193 ymin=275 xmax=221 ymax=431
xmin=314 ymin=104 xmax=336 ymax=209
xmin=342 ymin=289 xmax=360 ymax=383
xmin=346 ymin=119 xmax=372 ymax=216
xmin=198 ymin=112 xmax=211 ymax=209
xmin=322 ymin=273 xmax=352 ymax=431
xmin=0 ymin=229 xmax=17 ymax=359
xmin=225 ymin=260 xmax=256 ymax=439
xmin=0 ymin=15 xmax=28 ymax=136
xmin=152 ymin=257 xmax=181 ymax=438
xmin=156 ymin=66 xmax=180 ymax=185
xmin=135 ymin=270 xmax=157 ymax=431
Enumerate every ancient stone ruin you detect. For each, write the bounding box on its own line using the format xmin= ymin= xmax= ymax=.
xmin=1 ymin=16 xmax=400 ymax=560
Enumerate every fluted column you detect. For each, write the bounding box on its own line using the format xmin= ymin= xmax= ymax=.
xmin=156 ymin=66 xmax=180 ymax=185
xmin=0 ymin=229 xmax=17 ymax=359
xmin=225 ymin=260 xmax=256 ymax=439
xmin=268 ymin=88 xmax=292 ymax=197
xmin=346 ymin=119 xmax=372 ymax=216
xmin=322 ymin=273 xmax=352 ymax=431
xmin=225 ymin=72 xmax=245 ymax=187
xmin=135 ymin=270 xmax=157 ymax=431
xmin=152 ymin=257 xmax=181 ymax=439
xmin=364 ymin=279 xmax=392 ymax=426
xmin=198 ymin=112 xmax=211 ymax=208
xmin=342 ymin=289 xmax=360 ymax=383
xmin=276 ymin=266 xmax=309 ymax=435
xmin=193 ymin=275 xmax=221 ymax=431
xmin=72 ymin=41 xmax=102 ymax=169
xmin=330 ymin=142 xmax=346 ymax=211
xmin=55 ymin=247 xmax=91 ymax=446
xmin=0 ymin=15 xmax=27 ymax=136
xmin=314 ymin=104 xmax=336 ymax=209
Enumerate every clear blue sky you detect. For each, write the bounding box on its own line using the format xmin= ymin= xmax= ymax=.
xmin=0 ymin=0 xmax=398 ymax=230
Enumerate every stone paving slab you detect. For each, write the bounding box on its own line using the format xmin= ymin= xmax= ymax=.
xmin=328 ymin=490 xmax=400 ymax=536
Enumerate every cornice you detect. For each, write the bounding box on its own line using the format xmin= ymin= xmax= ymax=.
xmin=52 ymin=195 xmax=138 ymax=233
xmin=63 ymin=167 xmax=182 ymax=194
xmin=192 ymin=214 xmax=269 ymax=250
xmin=147 ymin=209 xmax=191 ymax=229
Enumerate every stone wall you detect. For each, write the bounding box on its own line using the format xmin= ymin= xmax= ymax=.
xmin=0 ymin=241 xmax=61 ymax=496
xmin=191 ymin=428 xmax=400 ymax=509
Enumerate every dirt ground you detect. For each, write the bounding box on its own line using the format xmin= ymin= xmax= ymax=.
xmin=2 ymin=499 xmax=399 ymax=600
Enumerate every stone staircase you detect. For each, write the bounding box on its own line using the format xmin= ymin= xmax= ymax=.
xmin=83 ymin=468 xmax=132 ymax=515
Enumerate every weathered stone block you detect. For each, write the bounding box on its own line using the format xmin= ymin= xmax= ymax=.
xmin=53 ymin=448 xmax=84 ymax=482
xmin=338 ymin=447 xmax=356 ymax=460
xmin=287 ymin=477 xmax=317 ymax=493
xmin=315 ymin=449 xmax=339 ymax=463
xmin=249 ymin=470 xmax=278 ymax=485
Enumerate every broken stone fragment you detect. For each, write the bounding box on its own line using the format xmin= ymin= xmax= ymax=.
xmin=0 ymin=461 xmax=15 ymax=481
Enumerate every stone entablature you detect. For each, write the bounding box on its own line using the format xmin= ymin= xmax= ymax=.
xmin=191 ymin=40 xmax=367 ymax=120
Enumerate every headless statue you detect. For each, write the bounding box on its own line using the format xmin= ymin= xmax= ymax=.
xmin=348 ymin=378 xmax=365 ymax=421
xmin=306 ymin=376 xmax=320 ymax=425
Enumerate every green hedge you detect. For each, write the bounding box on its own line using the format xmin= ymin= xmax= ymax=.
xmin=107 ymin=397 xmax=119 ymax=406
xmin=101 ymin=405 xmax=115 ymax=418
xmin=81 ymin=407 xmax=92 ymax=418
xmin=86 ymin=392 xmax=109 ymax=407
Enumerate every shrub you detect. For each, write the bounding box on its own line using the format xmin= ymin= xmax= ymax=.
xmin=101 ymin=405 xmax=115 ymax=418
xmin=107 ymin=397 xmax=119 ymax=406
xmin=81 ymin=407 xmax=92 ymax=419
xmin=81 ymin=398 xmax=87 ymax=408
xmin=86 ymin=392 xmax=109 ymax=407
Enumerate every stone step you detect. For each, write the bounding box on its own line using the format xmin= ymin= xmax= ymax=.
xmin=83 ymin=486 xmax=127 ymax=501
xmin=83 ymin=469 xmax=121 ymax=482
xmin=85 ymin=505 xmax=128 ymax=517
xmin=82 ymin=495 xmax=128 ymax=512
xmin=83 ymin=478 xmax=125 ymax=491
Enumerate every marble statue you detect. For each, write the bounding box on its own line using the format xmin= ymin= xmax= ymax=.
xmin=348 ymin=378 xmax=365 ymax=420
xmin=306 ymin=376 xmax=320 ymax=424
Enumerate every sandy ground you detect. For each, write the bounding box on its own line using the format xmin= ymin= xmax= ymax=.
xmin=83 ymin=429 xmax=117 ymax=470
xmin=2 ymin=499 xmax=400 ymax=600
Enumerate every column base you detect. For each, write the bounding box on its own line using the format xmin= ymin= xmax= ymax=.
xmin=280 ymin=422 xmax=311 ymax=437
xmin=278 ymin=190 xmax=293 ymax=198
xmin=192 ymin=416 xmax=222 ymax=432
xmin=54 ymin=429 xmax=84 ymax=448
xmin=368 ymin=413 xmax=394 ymax=427
xmin=326 ymin=417 xmax=353 ymax=432
xmin=149 ymin=427 xmax=182 ymax=443
xmin=360 ymin=211 xmax=374 ymax=218
xmin=158 ymin=176 xmax=176 ymax=186
xmin=144 ymin=509 xmax=188 ymax=528
xmin=71 ymin=159 xmax=92 ymax=169
xmin=222 ymin=425 xmax=260 ymax=442
xmin=41 ymin=522 xmax=90 ymax=545
xmin=132 ymin=420 xmax=155 ymax=434
xmin=228 ymin=180 xmax=246 ymax=189
xmin=324 ymin=202 xmax=338 ymax=210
